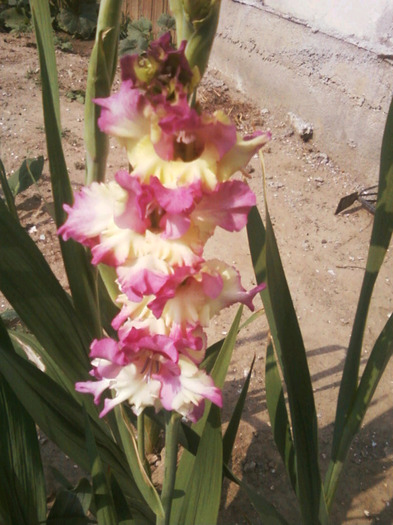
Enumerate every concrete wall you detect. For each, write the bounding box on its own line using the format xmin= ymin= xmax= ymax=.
xmin=239 ymin=0 xmax=393 ymax=55
xmin=209 ymin=0 xmax=393 ymax=177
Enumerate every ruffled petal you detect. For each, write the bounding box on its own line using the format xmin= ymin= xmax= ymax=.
xmin=95 ymin=82 xmax=150 ymax=152
xmin=192 ymin=180 xmax=256 ymax=243
xmin=155 ymin=355 xmax=222 ymax=422
xmin=218 ymin=130 xmax=271 ymax=181
xmin=149 ymin=259 xmax=264 ymax=327
xmin=58 ymin=181 xmax=127 ymax=246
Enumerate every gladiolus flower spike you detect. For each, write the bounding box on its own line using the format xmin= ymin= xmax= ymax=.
xmin=59 ymin=34 xmax=269 ymax=423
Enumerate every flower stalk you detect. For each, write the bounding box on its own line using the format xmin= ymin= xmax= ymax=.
xmin=169 ymin=0 xmax=222 ymax=79
xmin=137 ymin=411 xmax=150 ymax=475
xmin=84 ymin=0 xmax=122 ymax=184
xmin=158 ymin=411 xmax=181 ymax=525
xmin=59 ymin=29 xmax=269 ymax=522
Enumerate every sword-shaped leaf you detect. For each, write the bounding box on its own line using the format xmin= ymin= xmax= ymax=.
xmin=265 ymin=340 xmax=296 ymax=491
xmin=29 ymin=0 xmax=101 ymax=339
xmin=247 ymin=200 xmax=328 ymax=523
xmin=83 ymin=409 xmax=118 ymax=525
xmin=0 ymin=320 xmax=46 ymax=525
xmin=331 ymin=95 xmax=393 ymax=483
xmin=0 ymin=198 xmax=91 ymax=387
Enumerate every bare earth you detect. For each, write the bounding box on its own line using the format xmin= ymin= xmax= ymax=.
xmin=1 ymin=33 xmax=392 ymax=524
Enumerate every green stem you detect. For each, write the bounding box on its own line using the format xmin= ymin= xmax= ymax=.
xmin=84 ymin=0 xmax=122 ymax=184
xmin=137 ymin=410 xmax=152 ymax=477
xmin=158 ymin=411 xmax=181 ymax=525
xmin=137 ymin=412 xmax=145 ymax=459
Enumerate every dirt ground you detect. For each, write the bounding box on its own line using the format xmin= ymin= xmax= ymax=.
xmin=1 ymin=32 xmax=392 ymax=524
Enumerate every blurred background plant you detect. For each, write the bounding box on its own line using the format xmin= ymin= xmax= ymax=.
xmin=0 ymin=0 xmax=98 ymax=38
xmin=119 ymin=13 xmax=175 ymax=56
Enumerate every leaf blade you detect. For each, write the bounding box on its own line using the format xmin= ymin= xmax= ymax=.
xmin=247 ymin=203 xmax=328 ymax=524
xmin=0 ymin=321 xmax=46 ymax=525
xmin=265 ymin=339 xmax=296 ymax=491
xmin=114 ymin=405 xmax=164 ymax=520
xmin=170 ymin=307 xmax=243 ymax=523
xmin=175 ymin=405 xmax=223 ymax=525
xmin=30 ymin=0 xmax=101 ymax=339
xmin=331 ymin=94 xmax=393 ymax=463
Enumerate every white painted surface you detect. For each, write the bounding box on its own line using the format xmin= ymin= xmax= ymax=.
xmin=211 ymin=0 xmax=393 ymax=176
xmin=235 ymin=0 xmax=393 ymax=54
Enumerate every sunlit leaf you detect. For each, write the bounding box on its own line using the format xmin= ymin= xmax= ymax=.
xmin=7 ymin=156 xmax=43 ymax=197
xmin=247 ymin=199 xmax=328 ymax=523
xmin=114 ymin=405 xmax=164 ymax=520
xmin=223 ymin=356 xmax=255 ymax=465
xmin=325 ymin=313 xmax=393 ymax=508
xmin=175 ymin=405 xmax=222 ymax=525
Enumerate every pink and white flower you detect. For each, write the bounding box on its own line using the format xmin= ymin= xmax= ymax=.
xmin=76 ymin=336 xmax=221 ymax=421
xmin=147 ymin=259 xmax=264 ymax=328
xmin=63 ymin=35 xmax=269 ymax=423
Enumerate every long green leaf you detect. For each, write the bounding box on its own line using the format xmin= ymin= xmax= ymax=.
xmin=325 ymin=313 xmax=393 ymax=508
xmin=247 ymin=203 xmax=327 ymax=524
xmin=265 ymin=340 xmax=296 ymax=491
xmin=175 ymin=405 xmax=223 ymax=525
xmin=0 ymin=198 xmax=91 ymax=387
xmin=170 ymin=307 xmax=243 ymax=523
xmin=9 ymin=329 xmax=75 ymax=394
xmin=115 ymin=405 xmax=164 ymax=520
xmin=332 ymin=94 xmax=393 ymax=462
xmin=265 ymin=207 xmax=328 ymax=524
xmin=84 ymin=408 xmax=118 ymax=525
xmin=247 ymin=207 xmax=283 ymax=371
xmin=111 ymin=475 xmax=135 ymax=524
xmin=201 ymin=309 xmax=263 ymax=374
xmin=223 ymin=356 xmax=255 ymax=465
xmin=29 ymin=0 xmax=100 ymax=339
xmin=221 ymin=358 xmax=290 ymax=523
xmin=0 ymin=321 xmax=46 ymax=525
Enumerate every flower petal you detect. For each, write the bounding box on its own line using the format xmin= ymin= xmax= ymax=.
xmin=95 ymin=82 xmax=150 ymax=151
xmin=58 ymin=181 xmax=127 ymax=246
xmin=192 ymin=180 xmax=256 ymax=242
xmin=154 ymin=355 xmax=222 ymax=422
xmin=149 ymin=259 xmax=264 ymax=327
xmin=218 ymin=130 xmax=271 ymax=180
